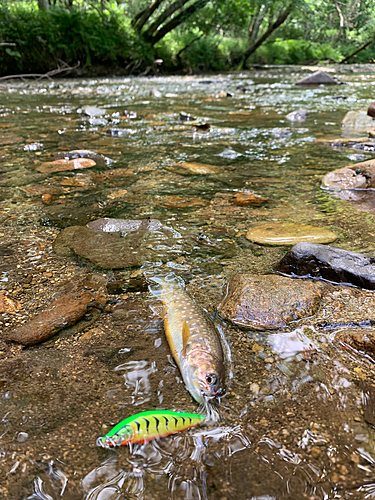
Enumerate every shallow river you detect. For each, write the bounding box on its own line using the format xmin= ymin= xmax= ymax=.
xmin=2 ymin=67 xmax=375 ymax=499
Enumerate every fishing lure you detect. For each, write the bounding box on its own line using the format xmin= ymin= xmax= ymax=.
xmin=96 ymin=410 xmax=205 ymax=448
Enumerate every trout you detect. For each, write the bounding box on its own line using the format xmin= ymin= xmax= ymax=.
xmin=148 ymin=273 xmax=225 ymax=403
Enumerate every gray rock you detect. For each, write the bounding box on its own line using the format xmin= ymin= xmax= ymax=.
xmin=216 ymin=274 xmax=322 ymax=330
xmin=342 ymin=111 xmax=374 ymax=129
xmin=286 ymin=109 xmax=308 ymax=122
xmin=82 ymin=106 xmax=106 ymax=117
xmin=24 ymin=143 xmax=43 ymax=151
xmin=296 ymin=70 xmax=338 ymax=85
xmin=86 ymin=217 xmax=175 ymax=235
xmin=53 ymin=149 xmax=112 ymax=167
xmin=275 ymin=242 xmax=375 ymax=289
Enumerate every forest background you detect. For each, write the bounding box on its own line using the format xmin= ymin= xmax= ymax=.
xmin=1 ymin=0 xmax=374 ymax=77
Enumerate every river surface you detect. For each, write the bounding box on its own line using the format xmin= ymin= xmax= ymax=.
xmin=2 ymin=66 xmax=375 ymax=499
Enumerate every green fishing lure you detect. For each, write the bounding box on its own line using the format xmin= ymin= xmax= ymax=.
xmin=96 ymin=410 xmax=205 ymax=448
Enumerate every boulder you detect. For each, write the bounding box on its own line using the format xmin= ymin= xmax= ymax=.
xmin=275 ymin=242 xmax=375 ymax=289
xmin=321 ymin=159 xmax=375 ymax=191
xmin=216 ymin=274 xmax=322 ymax=330
xmin=368 ymin=102 xmax=375 ymax=118
xmin=246 ymin=222 xmax=337 ymax=245
xmin=296 ymin=70 xmax=338 ymax=85
xmin=286 ymin=109 xmax=308 ymax=122
xmin=342 ymin=111 xmax=374 ymax=129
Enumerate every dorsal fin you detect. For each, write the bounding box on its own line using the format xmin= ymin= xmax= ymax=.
xmin=182 ymin=320 xmax=190 ymax=356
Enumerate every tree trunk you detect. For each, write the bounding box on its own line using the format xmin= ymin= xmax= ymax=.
xmin=133 ymin=0 xmax=165 ymax=31
xmin=147 ymin=0 xmax=209 ymax=46
xmin=340 ymin=38 xmax=374 ymax=63
xmin=238 ymin=4 xmax=293 ymax=68
xmin=143 ymin=0 xmax=192 ymax=41
xmin=38 ymin=0 xmax=50 ymax=10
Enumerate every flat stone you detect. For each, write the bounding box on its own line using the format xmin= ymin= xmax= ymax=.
xmin=6 ymin=289 xmax=106 ymax=346
xmin=54 ymin=219 xmax=184 ymax=269
xmin=37 ymin=158 xmax=96 ymax=173
xmin=82 ymin=106 xmax=105 ymax=117
xmin=296 ymin=70 xmax=338 ymax=85
xmin=246 ymin=222 xmax=337 ymax=245
xmin=216 ymin=274 xmax=322 ymax=330
xmin=0 ymin=132 xmax=24 ymax=145
xmin=230 ymin=192 xmax=268 ymax=207
xmin=342 ymin=111 xmax=374 ymax=129
xmin=286 ymin=109 xmax=308 ymax=122
xmin=321 ymin=159 xmax=375 ymax=190
xmin=275 ymin=242 xmax=375 ymax=289
xmin=159 ymin=195 xmax=210 ymax=208
xmin=0 ymin=290 xmax=21 ymax=313
xmin=20 ymin=185 xmax=66 ymax=197
xmin=174 ymin=162 xmax=222 ymax=175
xmin=335 ymin=328 xmax=375 ymax=356
xmin=53 ymin=150 xmax=111 ymax=167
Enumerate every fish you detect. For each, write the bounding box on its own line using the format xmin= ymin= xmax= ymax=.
xmin=96 ymin=410 xmax=205 ymax=447
xmin=147 ymin=273 xmax=225 ymax=404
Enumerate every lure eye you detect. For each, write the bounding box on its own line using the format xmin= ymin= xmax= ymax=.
xmin=206 ymin=373 xmax=217 ymax=386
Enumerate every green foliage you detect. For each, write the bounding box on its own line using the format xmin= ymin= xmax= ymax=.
xmin=249 ymin=39 xmax=342 ymax=65
xmin=0 ymin=1 xmax=152 ymax=75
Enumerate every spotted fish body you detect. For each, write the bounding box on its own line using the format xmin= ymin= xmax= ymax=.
xmin=148 ymin=273 xmax=225 ymax=403
xmin=97 ymin=410 xmax=205 ymax=448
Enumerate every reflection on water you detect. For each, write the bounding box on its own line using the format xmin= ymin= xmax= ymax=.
xmin=114 ymin=360 xmax=157 ymax=406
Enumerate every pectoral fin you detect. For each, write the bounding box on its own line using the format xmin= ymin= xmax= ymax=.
xmin=182 ymin=320 xmax=190 ymax=356
xmin=150 ymin=304 xmax=166 ymax=319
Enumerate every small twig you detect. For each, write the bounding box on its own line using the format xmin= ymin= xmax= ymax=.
xmin=0 ymin=61 xmax=80 ymax=82
xmin=0 ymin=43 xmax=17 ymax=47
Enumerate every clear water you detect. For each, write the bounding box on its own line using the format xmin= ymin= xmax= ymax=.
xmin=1 ymin=67 xmax=375 ymax=499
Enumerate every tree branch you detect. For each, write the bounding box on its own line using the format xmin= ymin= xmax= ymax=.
xmin=0 ymin=61 xmax=80 ymax=81
xmin=143 ymin=0 xmax=191 ymax=41
xmin=147 ymin=0 xmax=209 ymax=46
xmin=133 ymin=0 xmax=165 ymax=31
xmin=340 ymin=38 xmax=374 ymax=63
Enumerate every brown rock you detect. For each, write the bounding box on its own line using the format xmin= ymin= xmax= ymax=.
xmin=335 ymin=328 xmax=375 ymax=355
xmin=174 ymin=162 xmax=221 ymax=175
xmin=368 ymin=102 xmax=375 ymax=118
xmin=37 ymin=158 xmax=96 ymax=174
xmin=321 ymin=159 xmax=375 ymax=190
xmin=0 ymin=290 xmax=21 ymax=313
xmin=159 ymin=195 xmax=210 ymax=208
xmin=230 ymin=192 xmax=268 ymax=207
xmin=41 ymin=193 xmax=53 ymax=205
xmin=6 ymin=290 xmax=106 ymax=346
xmin=216 ymin=274 xmax=322 ymax=330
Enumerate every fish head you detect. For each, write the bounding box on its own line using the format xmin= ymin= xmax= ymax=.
xmin=97 ymin=425 xmax=134 ymax=448
xmin=183 ymin=356 xmax=225 ymax=403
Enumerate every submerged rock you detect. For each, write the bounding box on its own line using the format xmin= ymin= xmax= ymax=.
xmin=173 ymin=162 xmax=222 ymax=175
xmin=275 ymin=242 xmax=375 ymax=289
xmin=82 ymin=106 xmax=106 ymax=117
xmin=230 ymin=192 xmax=268 ymax=207
xmin=321 ymin=159 xmax=375 ymax=191
xmin=37 ymin=158 xmax=96 ymax=173
xmin=216 ymin=274 xmax=322 ymax=330
xmin=53 ymin=150 xmax=111 ymax=167
xmin=246 ymin=222 xmax=337 ymax=245
xmin=0 ymin=132 xmax=24 ymax=145
xmin=342 ymin=111 xmax=374 ymax=129
xmin=296 ymin=70 xmax=338 ymax=85
xmin=54 ymin=218 xmax=184 ymax=269
xmin=335 ymin=328 xmax=375 ymax=357
xmin=6 ymin=288 xmax=106 ymax=346
xmin=286 ymin=109 xmax=308 ymax=122
xmin=0 ymin=290 xmax=21 ymax=313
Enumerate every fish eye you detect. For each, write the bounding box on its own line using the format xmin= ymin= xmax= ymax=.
xmin=206 ymin=373 xmax=217 ymax=386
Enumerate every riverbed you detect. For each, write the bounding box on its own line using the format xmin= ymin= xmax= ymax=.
xmin=1 ymin=66 xmax=375 ymax=499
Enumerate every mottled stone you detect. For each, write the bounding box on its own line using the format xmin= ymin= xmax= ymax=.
xmin=216 ymin=274 xmax=322 ymax=330
xmin=321 ymin=159 xmax=375 ymax=191
xmin=230 ymin=192 xmax=268 ymax=207
xmin=275 ymin=242 xmax=375 ymax=289
xmin=342 ymin=111 xmax=374 ymax=129
xmin=37 ymin=158 xmax=96 ymax=174
xmin=246 ymin=222 xmax=337 ymax=245
xmin=0 ymin=290 xmax=21 ymax=313
xmin=54 ymin=219 xmax=184 ymax=269
xmin=53 ymin=150 xmax=111 ymax=167
xmin=296 ymin=71 xmax=338 ymax=85
xmin=335 ymin=328 xmax=375 ymax=356
xmin=286 ymin=109 xmax=308 ymax=122
xmin=174 ymin=162 xmax=221 ymax=175
xmin=159 ymin=195 xmax=210 ymax=208
xmin=6 ymin=289 xmax=106 ymax=346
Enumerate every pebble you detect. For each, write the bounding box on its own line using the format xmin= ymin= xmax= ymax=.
xmin=246 ymin=222 xmax=337 ymax=245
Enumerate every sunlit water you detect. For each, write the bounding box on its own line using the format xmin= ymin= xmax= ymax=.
xmin=1 ymin=66 xmax=375 ymax=498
